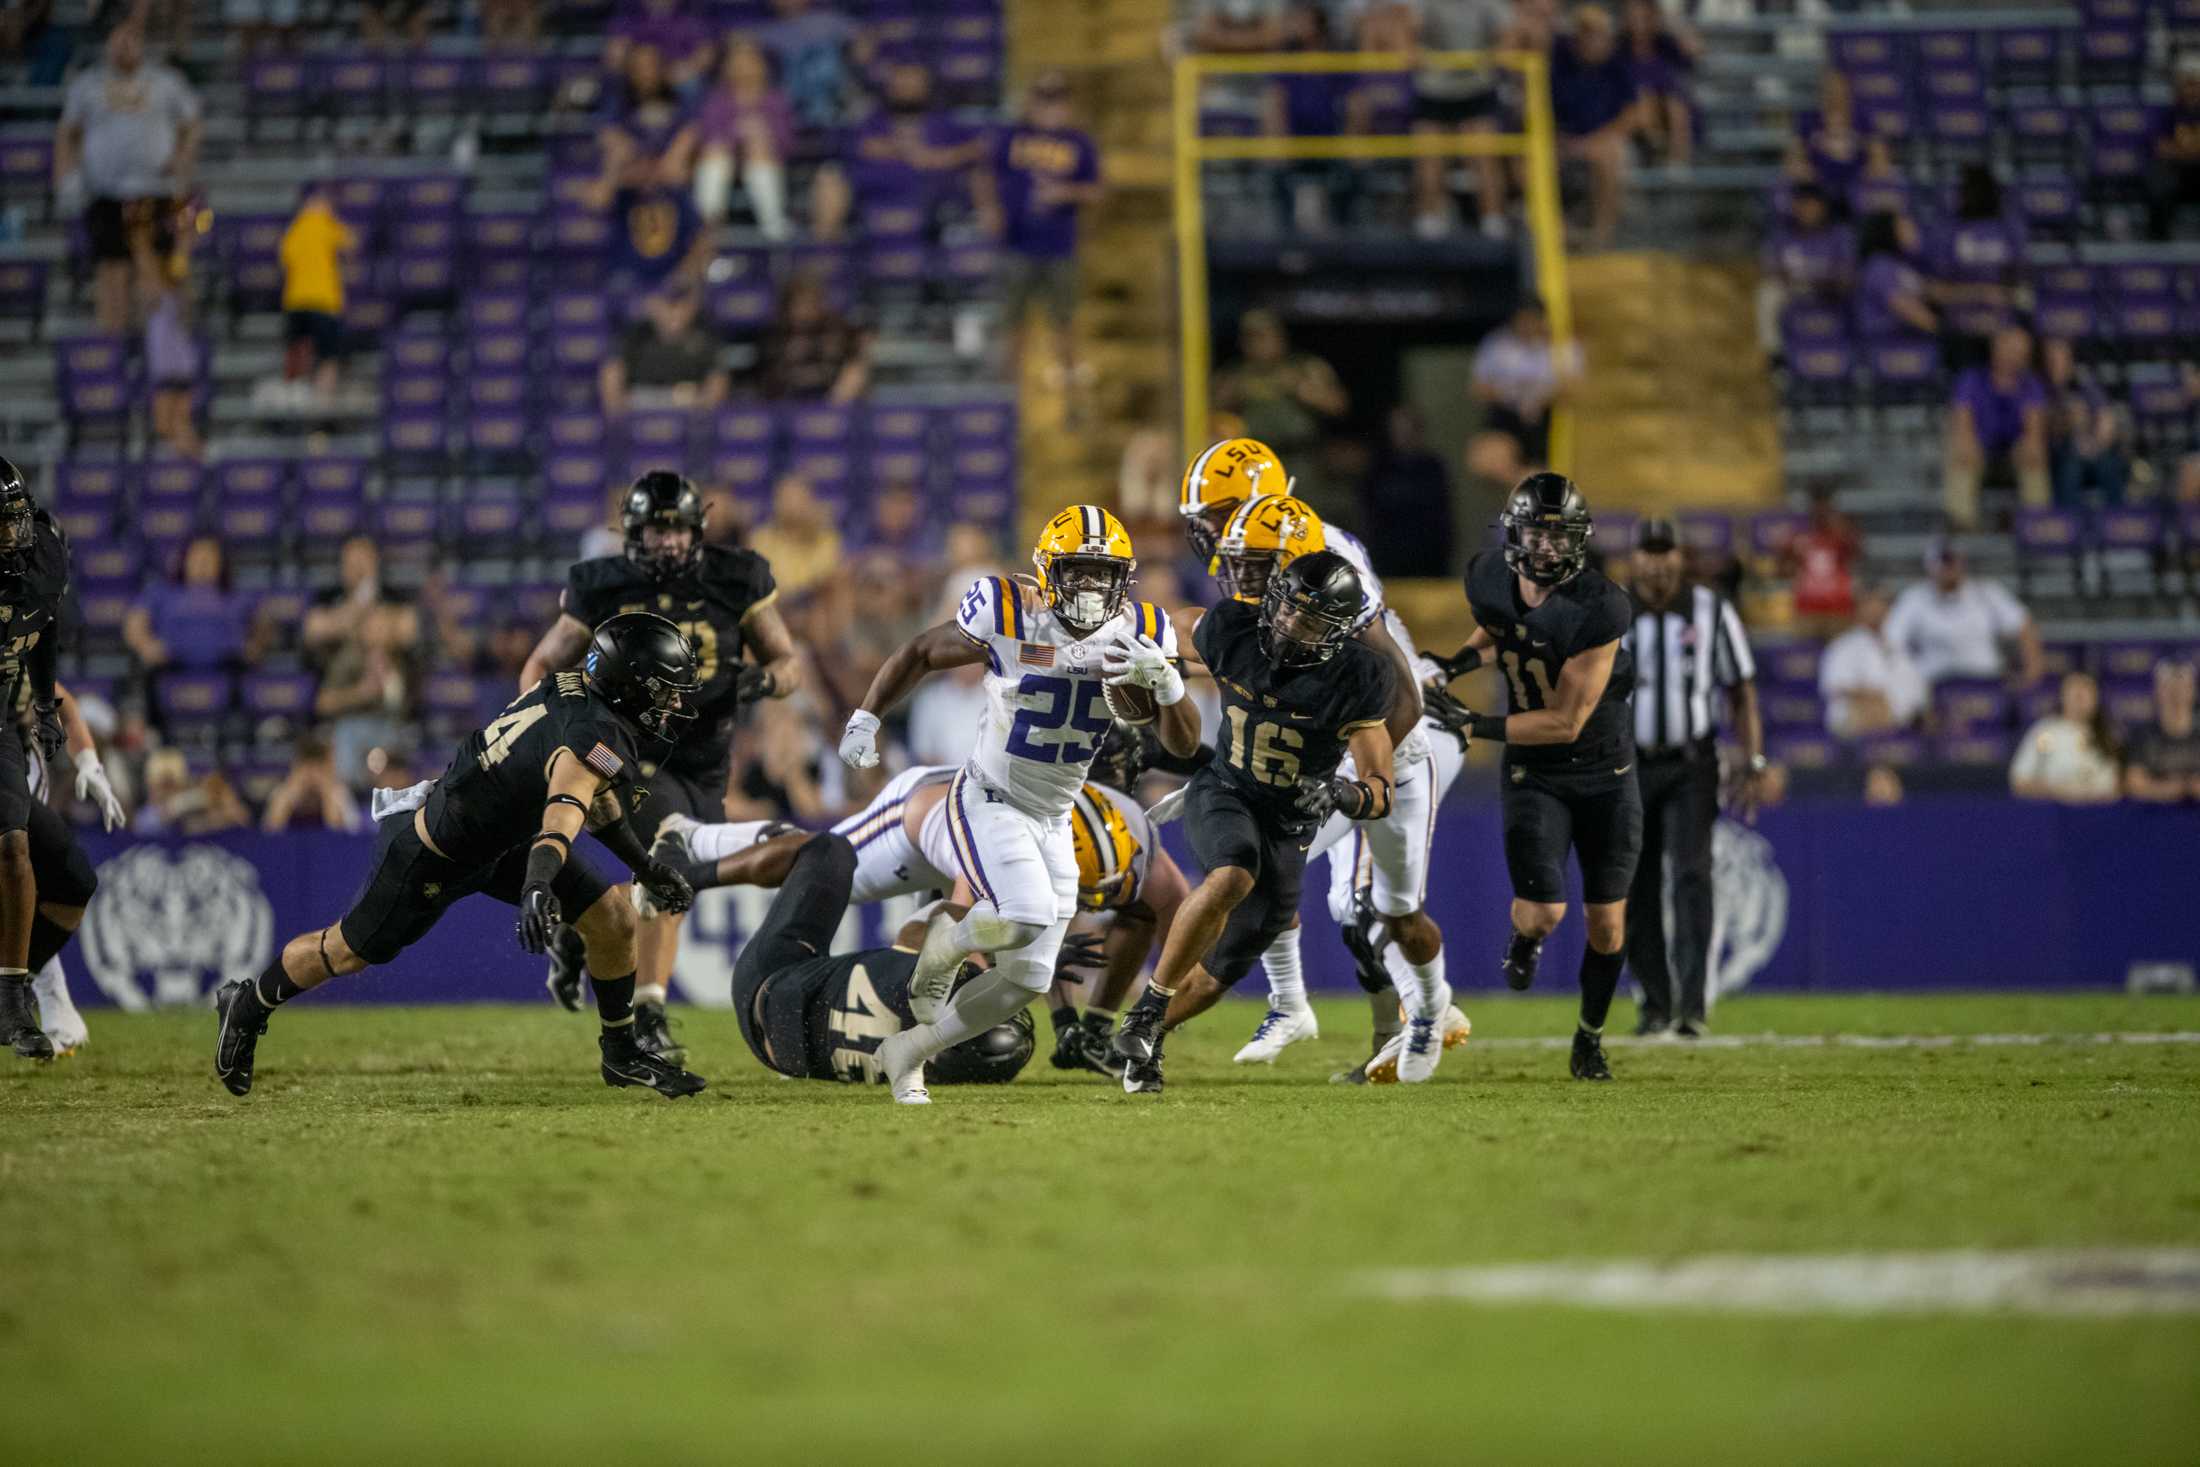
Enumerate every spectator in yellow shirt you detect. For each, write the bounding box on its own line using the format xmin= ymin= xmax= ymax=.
xmin=280 ymin=184 xmax=356 ymax=400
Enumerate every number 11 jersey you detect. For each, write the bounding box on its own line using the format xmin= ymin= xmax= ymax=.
xmin=953 ymin=575 xmax=1176 ymax=819
xmin=1464 ymin=548 xmax=1635 ymax=770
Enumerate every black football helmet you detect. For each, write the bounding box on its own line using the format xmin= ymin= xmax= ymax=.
xmin=584 ymin=611 xmax=701 ymax=741
xmin=927 ymin=1003 xmax=1036 ymax=1085
xmin=1258 ymin=548 xmax=1362 ymax=668
xmin=0 ymin=457 xmax=35 ymax=575
xmin=622 ymin=471 xmax=706 ymax=580
xmin=1500 ymin=472 xmax=1593 ymax=586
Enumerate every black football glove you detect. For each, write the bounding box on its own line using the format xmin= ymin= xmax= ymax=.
xmin=735 ymin=665 xmax=776 ymax=704
xmin=637 ymin=862 xmax=694 ymax=917
xmin=516 ymin=883 xmax=563 ymax=955
xmin=1055 ymin=931 xmax=1107 ymax=976
xmin=1428 ymin=645 xmax=1484 ymax=682
xmin=1294 ymin=776 xmax=1341 ymax=821
xmin=1421 ymin=684 xmax=1476 ymax=743
xmin=30 ymin=701 xmax=63 ymax=763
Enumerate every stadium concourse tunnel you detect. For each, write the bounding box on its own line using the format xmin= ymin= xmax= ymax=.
xmin=63 ymin=795 xmax=2197 ymax=1013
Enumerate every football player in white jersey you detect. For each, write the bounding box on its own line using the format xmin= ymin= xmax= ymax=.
xmin=1183 ymin=475 xmax=1459 ymax=1083
xmin=839 ymin=506 xmax=1200 ymax=1104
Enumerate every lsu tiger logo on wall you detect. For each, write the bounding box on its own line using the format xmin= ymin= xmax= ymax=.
xmin=78 ymin=845 xmax=275 ymax=1010
xmin=1708 ymin=819 xmax=1789 ymax=1002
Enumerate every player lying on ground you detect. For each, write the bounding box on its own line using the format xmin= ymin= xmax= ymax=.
xmin=646 ymin=772 xmax=1189 ymax=1078
xmin=730 ymin=830 xmax=1066 ymax=1086
xmin=11 ymin=680 xmax=127 ymax=1057
xmin=1112 ymin=551 xmax=1399 ymax=1095
xmin=213 ymin=614 xmax=709 ymax=1099
xmin=1423 ymin=472 xmax=1642 ymax=1081
xmin=521 ymin=471 xmax=800 ymax=1064
xmin=839 ymin=506 xmax=1200 ymax=1104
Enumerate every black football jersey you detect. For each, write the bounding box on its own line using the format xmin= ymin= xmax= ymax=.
xmin=782 ymin=945 xmax=922 ymax=1082
xmin=563 ymin=545 xmax=777 ymax=778
xmin=1195 ymin=598 xmax=1395 ymax=831
xmin=1464 ymin=548 xmax=1635 ymax=768
xmin=0 ymin=515 xmax=69 ymax=713
xmin=420 ymin=671 xmax=648 ymax=866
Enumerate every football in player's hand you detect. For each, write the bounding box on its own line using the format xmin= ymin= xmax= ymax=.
xmin=1105 ymin=682 xmax=1159 ymax=726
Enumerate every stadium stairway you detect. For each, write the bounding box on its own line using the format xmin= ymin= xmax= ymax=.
xmin=1566 ymin=251 xmax=1781 ymax=514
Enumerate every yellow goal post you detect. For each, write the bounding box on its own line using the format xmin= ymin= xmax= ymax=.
xmin=1172 ymin=49 xmax=1574 ymax=476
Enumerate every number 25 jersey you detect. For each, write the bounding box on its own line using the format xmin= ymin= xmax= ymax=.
xmin=1464 ymin=549 xmax=1635 ymax=770
xmin=953 ymin=575 xmax=1176 ymax=819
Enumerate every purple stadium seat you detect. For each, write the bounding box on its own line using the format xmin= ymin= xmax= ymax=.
xmin=469 ymin=410 xmax=531 ymax=460
xmin=212 ymin=457 xmax=288 ymax=501
xmin=543 ymin=482 xmax=605 ymax=542
xmin=329 ymin=176 xmax=385 ymax=231
xmin=2015 ymin=178 xmax=2080 ymax=237
xmin=240 ymin=671 xmax=318 ymax=721
xmin=550 ymin=290 xmax=609 ymax=331
xmin=2015 ymin=506 xmax=2085 ymax=557
xmin=0 ymin=258 xmax=48 ymax=336
xmin=1935 ymin=677 xmax=2011 ymax=732
xmin=2096 ymin=640 xmax=2166 ymax=683
xmin=422 ymin=670 xmax=487 ymax=723
xmin=56 ymin=459 xmax=128 ymax=510
xmin=1781 ymin=300 xmax=1847 ymax=348
xmin=2007 ymin=100 xmax=2076 ymax=155
xmin=74 ymin=577 xmax=135 ymax=639
xmin=547 ymin=325 xmax=611 ymax=378
xmin=2116 ymin=297 xmax=2179 ymax=352
xmin=467 ymin=291 xmax=530 ymax=334
xmin=1843 ymin=67 xmax=1908 ymax=112
xmin=245 ymin=55 xmax=312 ymax=131
xmin=948 ymin=482 xmax=1015 ymax=529
xmin=950 ymin=443 xmax=1012 ymax=483
xmin=456 ymin=494 xmax=528 ymax=546
xmin=1915 ymin=28 xmax=1979 ymax=66
xmin=298 ymin=490 xmax=366 ymax=544
xmin=866 ymin=241 xmax=929 ymax=291
xmin=707 ymin=279 xmax=775 ymax=334
xmin=1677 ymin=512 xmax=1733 ymax=558
xmin=1855 ymin=732 xmax=1926 ymax=768
xmin=1759 ymin=682 xmax=1824 ymax=731
xmin=56 ymin=332 xmax=126 ymax=379
xmin=868 ymin=445 xmax=927 ymax=489
xmin=547 ymin=412 xmax=608 ymax=452
xmin=47 ymin=501 xmax=108 ymax=543
xmin=469 ymin=210 xmax=536 ymax=275
xmin=75 ymin=540 xmax=139 ymax=581
xmin=545 ymin=450 xmax=609 ymax=498
xmin=938 ymin=45 xmax=1001 ymax=102
xmin=1763 ymin=643 xmax=1824 ymax=686
xmin=2130 ymin=377 xmax=2190 ymax=446
xmin=140 ymin=456 xmax=201 ymax=503
xmin=1595 ymin=511 xmax=1638 ymax=557
xmin=385 ymin=326 xmax=451 ymax=377
xmin=385 ymin=369 xmax=447 ymax=411
xmin=481 ymin=51 xmax=551 ymax=113
xmin=703 ymin=450 xmax=772 ymax=498
xmin=1865 ymin=339 xmax=1940 ymax=400
xmin=2097 ymin=506 xmax=2165 ymax=554
xmin=396 ymin=211 xmax=459 ymax=257
xmin=471 ymin=329 xmax=532 ymax=374
xmin=382 ymin=410 xmax=451 ymax=466
xmin=1747 ymin=511 xmax=1809 ymax=561
xmin=625 ymin=407 xmax=692 ymax=458
xmin=548 ymin=209 xmax=612 ymax=260
xmin=0 ymin=130 xmax=54 ymax=205
xmin=861 ymin=199 xmax=927 ymax=240
xmin=155 ymin=670 xmax=234 ymax=726
xmin=2101 ymin=678 xmax=2156 ymax=728
xmin=466 ymin=373 xmax=530 ymax=414
xmin=1767 ymin=732 xmax=1837 ymax=770
xmin=2110 ymin=259 xmax=2176 ymax=296
xmin=1926 ymin=103 xmax=1992 ymax=158
xmin=868 ymin=403 xmax=931 ymax=449
xmin=217 ymin=495 xmax=285 ymax=550
xmin=788 ymin=404 xmax=855 ymax=447
xmin=376 ymin=497 xmax=445 ymax=558
xmin=1937 ymin=732 xmax=2014 ymax=767
xmin=400 ymin=58 xmax=472 ymax=114
xmin=2078 ymin=25 xmax=2144 ymax=87
xmin=1924 ymin=66 xmax=1985 ymax=103
xmin=1993 ymin=27 xmax=2063 ymax=85
xmin=1787 ymin=341 xmax=1854 ymax=394
xmin=948 ymin=400 xmax=1014 ymax=443
xmin=1828 ymin=31 xmax=1902 ymax=71
xmin=324 ymin=55 xmax=387 ymax=117
xmin=2090 ymin=101 xmax=2153 ymax=179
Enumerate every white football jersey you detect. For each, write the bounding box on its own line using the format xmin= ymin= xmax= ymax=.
xmin=1325 ymin=525 xmax=1419 ymax=665
xmin=953 ymin=576 xmax=1178 ymax=818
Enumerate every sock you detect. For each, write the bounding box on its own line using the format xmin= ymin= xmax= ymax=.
xmin=26 ymin=913 xmax=73 ymax=972
xmin=592 ymin=972 xmax=637 ymax=1030
xmin=900 ymin=972 xmax=1032 ymax=1062
xmin=635 ymin=983 xmax=668 ymax=1010
xmin=30 ymin=960 xmax=76 ymax=1018
xmin=1384 ymin=945 xmax=1446 ymax=1021
xmin=253 ymin=956 xmax=305 ymax=1009
xmin=683 ymin=819 xmax=781 ymax=863
xmin=1261 ymin=924 xmax=1307 ymax=1012
xmin=1080 ymin=1004 xmax=1116 ymax=1033
xmin=1050 ymin=1003 xmax=1077 ymax=1036
xmin=1369 ymin=989 xmax=1402 ymax=1047
xmin=1132 ymin=982 xmax=1172 ymax=1019
xmin=1578 ymin=946 xmax=1626 ymax=1034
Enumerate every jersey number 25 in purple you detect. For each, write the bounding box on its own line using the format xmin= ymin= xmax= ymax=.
xmin=1005 ymin=674 xmax=1111 ymax=764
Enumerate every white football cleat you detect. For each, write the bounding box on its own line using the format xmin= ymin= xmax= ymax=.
xmin=906 ymin=908 xmax=963 ymax=1024
xmin=1364 ymin=1003 xmax=1471 ymax=1085
xmin=1232 ymin=1005 xmax=1319 ymax=1064
xmin=1397 ymin=980 xmax=1454 ymax=1084
xmin=32 ymin=967 xmax=87 ymax=1056
xmin=877 ymin=1029 xmax=931 ymax=1105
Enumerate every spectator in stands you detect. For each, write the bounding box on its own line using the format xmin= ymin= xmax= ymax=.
xmin=693 ymin=38 xmax=794 ymax=239
xmin=1782 ymin=484 xmax=1860 ymax=631
xmin=1784 ymin=69 xmax=1861 ymax=208
xmin=1261 ymin=4 xmax=1364 ymax=234
xmin=279 ymin=183 xmax=356 ymax=404
xmin=1928 ymin=165 xmax=2022 ymax=373
xmin=1756 ymin=182 xmax=1853 ymax=358
xmin=976 ymin=72 xmax=1102 ymax=396
xmin=145 ymin=251 xmax=203 ymax=459
xmin=1214 ymin=307 xmax=1350 ymax=521
xmin=1818 ymin=582 xmax=1925 ymax=740
xmin=2124 ymin=659 xmax=2200 ymax=803
xmin=1549 ymin=4 xmax=1639 ymax=249
xmin=759 ymin=269 xmax=871 ymax=401
xmin=54 ymin=24 xmax=201 ymax=333
xmin=599 ymin=282 xmax=727 ymax=416
xmin=1945 ymin=324 xmax=2050 ymax=527
xmin=1848 ymin=137 xmax=1910 ymax=221
xmin=858 ymin=480 xmax=937 ymax=559
xmin=228 ymin=0 xmax=302 ymax=56
xmin=2010 ymin=671 xmax=2120 ymax=804
xmin=135 ymin=749 xmax=252 ymax=835
xmin=755 ymin=0 xmax=870 ymax=130
xmin=1364 ymin=0 xmax=1507 ymax=241
xmin=1190 ymin=0 xmax=1282 ymax=52
xmin=808 ymin=160 xmax=853 ymax=241
xmin=594 ymin=44 xmax=707 ymax=288
xmin=749 ymin=474 xmax=843 ymax=599
xmin=855 ymin=62 xmax=984 ymax=238
xmin=2039 ymin=337 xmax=2128 ymax=509
xmin=1618 ymin=0 xmax=1697 ymax=168
xmin=2145 ymin=52 xmax=2200 ymax=241
xmin=605 ymin=0 xmax=713 ymax=94
xmin=1357 ymin=405 xmax=1453 ymax=576
xmin=1862 ymin=762 xmax=1904 ymax=806
xmin=728 ymin=699 xmax=835 ymax=822
xmin=1885 ymin=539 xmax=2044 ymax=691
xmin=1852 ymin=210 xmax=1936 ymax=340
xmin=0 ymin=0 xmax=70 ymax=88
xmin=482 ymin=0 xmax=539 ymax=44
xmin=305 ymin=536 xmax=422 ymax=790
xmin=1466 ymin=294 xmax=1581 ymax=487
xmin=261 ymin=732 xmax=364 ymax=833
xmin=361 ymin=0 xmax=430 ymax=51
xmin=124 ymin=535 xmax=270 ymax=674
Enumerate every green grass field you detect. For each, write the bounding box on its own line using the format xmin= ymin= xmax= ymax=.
xmin=8 ymin=992 xmax=2199 ymax=1465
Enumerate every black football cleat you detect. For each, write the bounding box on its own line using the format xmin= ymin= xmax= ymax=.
xmin=1674 ymin=1018 xmax=1706 ymax=1040
xmin=632 ymin=1000 xmax=686 ymax=1064
xmin=1633 ymin=1012 xmax=1670 ymax=1037
xmin=1051 ymin=1021 xmax=1123 ymax=1078
xmin=2 ymin=975 xmax=54 ymax=1062
xmin=213 ymin=981 xmax=267 ymax=1095
xmin=1121 ymin=1033 xmax=1165 ymax=1095
xmin=544 ymin=924 xmax=587 ymax=1013
xmin=601 ymin=1031 xmax=706 ymax=1098
xmin=1337 ymin=892 xmax=1391 ymax=994
xmin=1501 ymin=932 xmax=1543 ymax=992
xmin=1569 ymin=1030 xmax=1614 ymax=1081
xmin=1112 ymin=999 xmax=1164 ymax=1066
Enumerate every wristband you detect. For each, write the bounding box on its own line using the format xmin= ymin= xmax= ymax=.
xmin=1469 ymin=713 xmax=1507 ymax=743
xmin=523 ymin=840 xmax=565 ymax=890
xmin=1154 ymin=664 xmax=1187 ymax=706
xmin=1444 ymin=646 xmax=1484 ymax=676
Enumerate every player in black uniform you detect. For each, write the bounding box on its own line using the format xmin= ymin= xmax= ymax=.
xmin=213 ymin=613 xmax=709 ymax=1098
xmin=1112 ymin=551 xmax=1397 ymax=1094
xmin=733 ymin=832 xmax=1040 ymax=1086
xmin=0 ymin=458 xmax=75 ymax=1061
xmin=519 ymin=472 xmax=800 ymax=1060
xmin=1425 ymin=472 xmax=1641 ymax=1080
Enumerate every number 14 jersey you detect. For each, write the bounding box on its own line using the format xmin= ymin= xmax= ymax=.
xmin=953 ymin=575 xmax=1177 ymax=818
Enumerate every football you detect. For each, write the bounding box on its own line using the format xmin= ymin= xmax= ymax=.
xmin=1104 ymin=681 xmax=1159 ymax=726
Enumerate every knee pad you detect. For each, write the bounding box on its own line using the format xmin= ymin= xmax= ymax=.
xmin=991 ymin=947 xmax=1057 ymax=996
xmin=962 ymin=910 xmax=1047 ymax=954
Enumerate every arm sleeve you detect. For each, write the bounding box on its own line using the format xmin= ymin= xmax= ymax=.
xmin=27 ymin=621 xmax=57 ymax=706
xmin=1712 ymin=597 xmax=1757 ymax=686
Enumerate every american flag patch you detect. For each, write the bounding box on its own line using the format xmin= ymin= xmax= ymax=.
xmin=584 ymin=743 xmax=623 ymax=779
xmin=1019 ymin=643 xmax=1055 ymax=667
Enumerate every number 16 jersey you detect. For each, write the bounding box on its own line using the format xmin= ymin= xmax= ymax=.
xmin=953 ymin=576 xmax=1176 ymax=819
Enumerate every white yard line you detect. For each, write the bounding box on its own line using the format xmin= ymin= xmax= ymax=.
xmin=1357 ymin=1250 xmax=2200 ymax=1318
xmin=1456 ymin=1031 xmax=2200 ymax=1051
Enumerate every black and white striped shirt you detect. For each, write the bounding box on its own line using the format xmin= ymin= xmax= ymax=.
xmin=1625 ymin=585 xmax=1757 ymax=752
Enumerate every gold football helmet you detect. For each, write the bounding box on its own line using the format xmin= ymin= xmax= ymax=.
xmin=1032 ymin=505 xmax=1136 ymax=633
xmin=1178 ymin=437 xmax=1287 ymax=561
xmin=1215 ymin=493 xmax=1325 ymax=603
xmin=1070 ymin=784 xmax=1141 ymax=910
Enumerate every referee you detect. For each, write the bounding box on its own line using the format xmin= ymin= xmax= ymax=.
xmin=1623 ymin=519 xmax=1768 ymax=1038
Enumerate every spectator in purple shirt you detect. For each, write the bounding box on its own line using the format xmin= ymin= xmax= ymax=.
xmin=1784 ymin=70 xmax=1864 ymax=209
xmin=1263 ymin=2 xmax=1364 ymax=233
xmin=124 ymin=535 xmax=272 ymax=673
xmin=1946 ymin=324 xmax=2049 ymax=527
xmin=852 ymin=62 xmax=985 ymax=238
xmin=1619 ymin=0 xmax=1698 ymax=167
xmin=1550 ymin=5 xmax=1641 ymax=249
xmin=974 ymin=73 xmax=1102 ymax=393
xmin=605 ymin=0 xmax=713 ymax=95
xmin=1853 ymin=209 xmax=1936 ymax=340
xmin=587 ymin=45 xmax=707 ymax=287
xmin=1755 ymin=183 xmax=1853 ymax=356
xmin=1928 ymin=165 xmax=2023 ymax=372
xmin=1847 ymin=136 xmax=1909 ymax=220
xmin=2039 ymin=336 xmax=2129 ymax=508
xmin=693 ymin=38 xmax=795 ymax=238
xmin=2146 ymin=52 xmax=2200 ymax=240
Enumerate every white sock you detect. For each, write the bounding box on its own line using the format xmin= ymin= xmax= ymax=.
xmin=1262 ymin=925 xmax=1308 ymax=1012
xmin=901 ymin=972 xmax=1033 ymax=1062
xmin=31 ymin=960 xmax=77 ymax=1018
xmin=684 ymin=819 xmax=781 ymax=863
xmin=746 ymin=158 xmax=790 ymax=240
xmin=1384 ymin=944 xmax=1446 ymax=1021
xmin=636 ymin=983 xmax=668 ymax=1008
